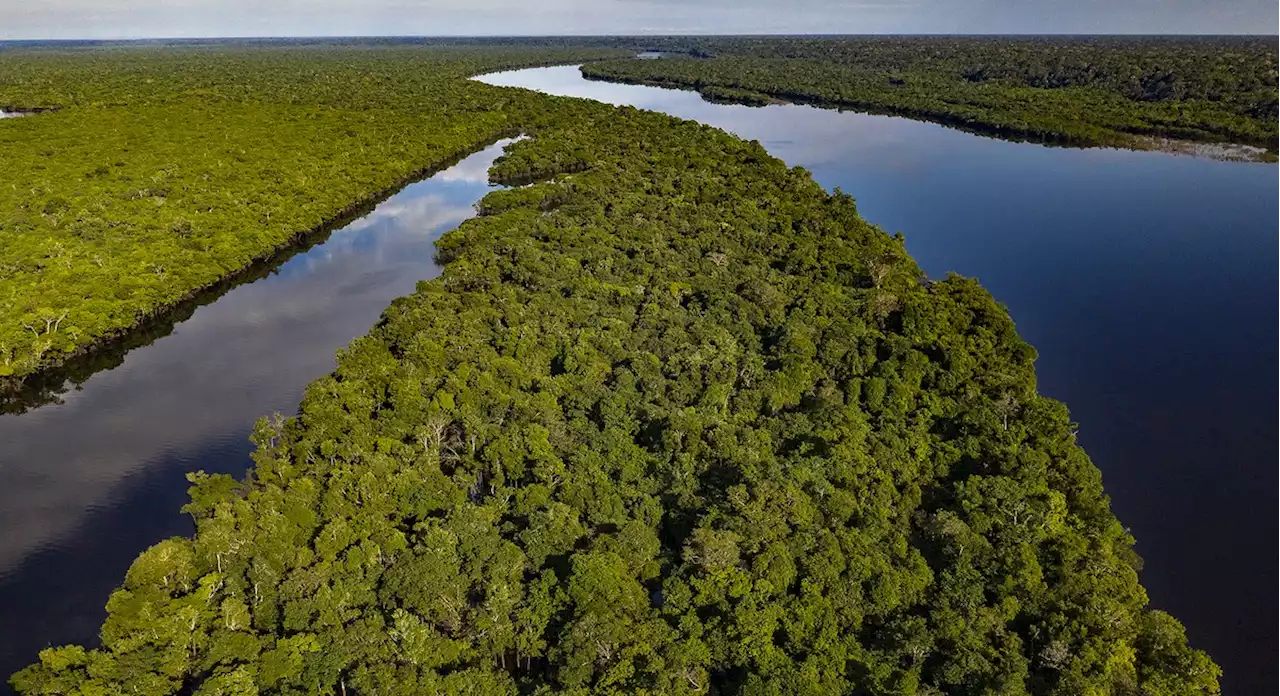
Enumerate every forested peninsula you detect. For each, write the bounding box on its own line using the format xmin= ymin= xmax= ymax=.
xmin=6 ymin=41 xmax=1221 ymax=695
xmin=584 ymin=36 xmax=1279 ymax=156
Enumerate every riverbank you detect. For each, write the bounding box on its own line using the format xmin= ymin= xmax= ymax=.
xmin=1130 ymin=135 xmax=1275 ymax=162
xmin=0 ymin=131 xmax=519 ymax=408
xmin=579 ymin=37 xmax=1279 ymax=160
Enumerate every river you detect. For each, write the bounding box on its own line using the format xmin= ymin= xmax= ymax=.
xmin=0 ymin=62 xmax=1274 ymax=694
xmin=0 ymin=138 xmax=517 ymax=688
xmin=476 ymin=65 xmax=1280 ymax=694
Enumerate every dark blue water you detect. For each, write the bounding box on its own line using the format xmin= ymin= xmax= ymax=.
xmin=477 ymin=66 xmax=1278 ymax=694
xmin=0 ymin=139 xmax=516 ymax=690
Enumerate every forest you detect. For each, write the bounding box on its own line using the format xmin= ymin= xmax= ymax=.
xmin=6 ymin=41 xmax=1221 ymax=695
xmin=581 ymin=35 xmax=1279 ymax=153
xmin=0 ymin=44 xmax=628 ymax=389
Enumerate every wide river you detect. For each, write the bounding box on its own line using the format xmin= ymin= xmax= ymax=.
xmin=485 ymin=66 xmax=1279 ymax=694
xmin=0 ymin=64 xmax=1274 ymax=693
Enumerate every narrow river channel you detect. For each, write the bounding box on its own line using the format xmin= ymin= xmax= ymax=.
xmin=0 ymin=138 xmax=517 ymax=687
xmin=477 ymin=65 xmax=1280 ymax=694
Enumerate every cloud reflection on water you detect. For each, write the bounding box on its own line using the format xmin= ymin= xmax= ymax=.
xmin=0 ymin=142 xmax=509 ymax=582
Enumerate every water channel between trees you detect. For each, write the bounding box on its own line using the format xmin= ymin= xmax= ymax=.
xmin=0 ymin=138 xmax=518 ymax=689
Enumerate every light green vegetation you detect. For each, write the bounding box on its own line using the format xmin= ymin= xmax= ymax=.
xmin=583 ymin=35 xmax=1278 ymax=154
xmin=0 ymin=44 xmax=627 ymax=384
xmin=10 ymin=43 xmax=1219 ymax=695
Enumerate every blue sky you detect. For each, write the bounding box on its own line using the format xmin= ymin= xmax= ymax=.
xmin=1 ymin=0 xmax=1275 ymax=39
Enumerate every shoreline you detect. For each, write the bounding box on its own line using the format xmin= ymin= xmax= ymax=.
xmin=579 ymin=69 xmax=1278 ymax=164
xmin=0 ymin=130 xmax=521 ymax=408
xmin=0 ymin=106 xmax=56 ymax=117
xmin=1129 ymin=135 xmax=1275 ymax=163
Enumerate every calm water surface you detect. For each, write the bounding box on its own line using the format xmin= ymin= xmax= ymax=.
xmin=479 ymin=66 xmax=1280 ymax=694
xmin=0 ymin=139 xmax=515 ymax=689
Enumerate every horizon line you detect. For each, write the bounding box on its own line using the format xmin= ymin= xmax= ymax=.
xmin=2 ymin=32 xmax=1277 ymax=43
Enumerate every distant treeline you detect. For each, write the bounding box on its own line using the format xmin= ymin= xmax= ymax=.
xmin=581 ymin=35 xmax=1279 ymax=153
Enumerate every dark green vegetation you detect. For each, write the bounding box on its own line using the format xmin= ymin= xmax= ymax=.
xmin=583 ymin=36 xmax=1279 ymax=154
xmin=698 ymin=85 xmax=773 ymax=107
xmin=0 ymin=44 xmax=627 ymax=387
xmin=11 ymin=43 xmax=1219 ymax=695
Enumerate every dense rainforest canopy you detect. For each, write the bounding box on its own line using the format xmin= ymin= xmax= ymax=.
xmin=582 ymin=35 xmax=1279 ymax=154
xmin=6 ymin=41 xmax=1221 ymax=695
xmin=0 ymin=44 xmax=628 ymax=388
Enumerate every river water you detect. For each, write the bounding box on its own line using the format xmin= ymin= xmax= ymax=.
xmin=477 ymin=65 xmax=1280 ymax=694
xmin=0 ymin=139 xmax=516 ymax=688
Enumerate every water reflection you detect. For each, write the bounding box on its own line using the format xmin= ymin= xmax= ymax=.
xmin=0 ymin=139 xmax=516 ymax=686
xmin=478 ymin=66 xmax=1278 ymax=694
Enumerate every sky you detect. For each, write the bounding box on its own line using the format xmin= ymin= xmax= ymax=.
xmin=0 ymin=0 xmax=1275 ymax=39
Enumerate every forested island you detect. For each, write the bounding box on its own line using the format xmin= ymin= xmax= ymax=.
xmin=4 ymin=40 xmax=1226 ymax=695
xmin=582 ymin=36 xmax=1279 ymax=156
